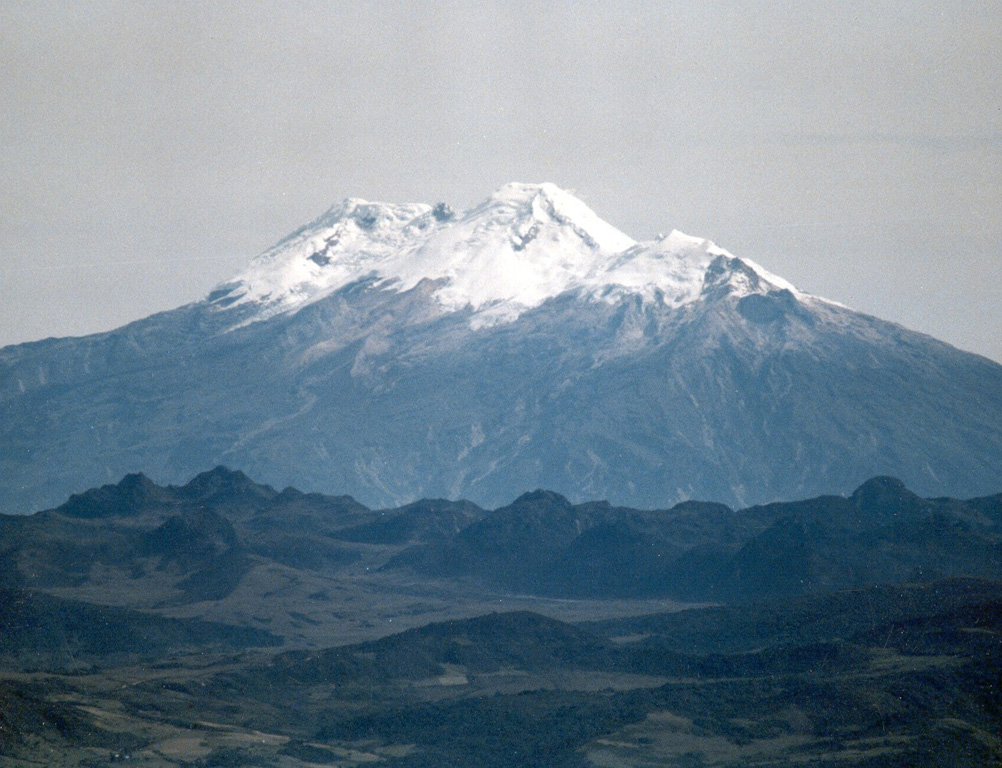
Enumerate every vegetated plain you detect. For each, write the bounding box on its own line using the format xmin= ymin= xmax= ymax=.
xmin=1 ymin=467 xmax=1000 ymax=766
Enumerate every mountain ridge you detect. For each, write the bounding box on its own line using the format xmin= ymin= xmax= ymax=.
xmin=3 ymin=466 xmax=999 ymax=607
xmin=2 ymin=183 xmax=1002 ymax=514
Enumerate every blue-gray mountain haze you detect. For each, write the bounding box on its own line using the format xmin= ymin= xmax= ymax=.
xmin=2 ymin=183 xmax=1001 ymax=515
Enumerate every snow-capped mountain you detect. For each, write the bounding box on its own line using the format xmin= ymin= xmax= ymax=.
xmin=2 ymin=183 xmax=1001 ymax=515
xmin=216 ymin=181 xmax=795 ymax=328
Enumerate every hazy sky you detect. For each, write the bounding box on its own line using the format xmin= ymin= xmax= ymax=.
xmin=2 ymin=1 xmax=1000 ymax=361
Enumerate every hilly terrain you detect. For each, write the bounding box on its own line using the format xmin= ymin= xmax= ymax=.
xmin=2 ymin=468 xmax=999 ymax=621
xmin=1 ymin=469 xmax=1000 ymax=765
xmin=3 ymin=183 xmax=1002 ymax=515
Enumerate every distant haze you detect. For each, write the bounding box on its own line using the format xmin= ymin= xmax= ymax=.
xmin=2 ymin=2 xmax=1000 ymax=362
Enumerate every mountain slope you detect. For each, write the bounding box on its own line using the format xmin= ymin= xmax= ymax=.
xmin=2 ymin=183 xmax=1002 ymax=514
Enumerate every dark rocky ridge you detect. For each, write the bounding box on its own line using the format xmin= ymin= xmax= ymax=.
xmin=2 ymin=468 xmax=999 ymax=606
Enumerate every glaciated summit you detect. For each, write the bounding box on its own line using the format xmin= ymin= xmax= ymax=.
xmin=215 ymin=182 xmax=799 ymax=328
xmin=3 ymin=181 xmax=1001 ymax=517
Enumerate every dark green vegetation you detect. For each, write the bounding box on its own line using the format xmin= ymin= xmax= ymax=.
xmin=0 ymin=588 xmax=279 ymax=671
xmin=1 ymin=469 xmax=1000 ymax=765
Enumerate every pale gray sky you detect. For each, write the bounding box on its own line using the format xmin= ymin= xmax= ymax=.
xmin=2 ymin=1 xmax=1000 ymax=361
